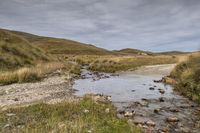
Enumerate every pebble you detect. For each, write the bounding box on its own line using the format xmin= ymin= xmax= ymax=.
xmin=6 ymin=113 xmax=16 ymax=117
xmin=105 ymin=108 xmax=110 ymax=113
xmin=146 ymin=120 xmax=156 ymax=127
xmin=166 ymin=116 xmax=179 ymax=122
xmin=149 ymin=87 xmax=155 ymax=90
xmin=83 ymin=109 xmax=89 ymax=113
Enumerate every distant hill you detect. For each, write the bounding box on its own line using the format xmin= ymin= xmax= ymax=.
xmin=156 ymin=51 xmax=190 ymax=55
xmin=0 ymin=29 xmax=49 ymax=70
xmin=114 ymin=48 xmax=154 ymax=55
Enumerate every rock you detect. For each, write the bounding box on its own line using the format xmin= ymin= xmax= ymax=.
xmin=13 ymin=98 xmax=19 ymax=101
xmin=166 ymin=116 xmax=179 ymax=122
xmin=3 ymin=124 xmax=11 ymax=129
xmin=153 ymin=79 xmax=162 ymax=83
xmin=180 ymin=127 xmax=190 ymax=133
xmin=133 ymin=117 xmax=146 ymax=125
xmin=124 ymin=110 xmax=135 ymax=117
xmin=83 ymin=109 xmax=89 ymax=113
xmin=146 ymin=120 xmax=156 ymax=127
xmin=106 ymin=96 xmax=112 ymax=101
xmin=159 ymin=89 xmax=165 ymax=94
xmin=159 ymin=97 xmax=165 ymax=102
xmin=88 ymin=130 xmax=92 ymax=133
xmin=6 ymin=113 xmax=16 ymax=117
xmin=105 ymin=108 xmax=110 ymax=113
xmin=169 ymin=108 xmax=179 ymax=113
xmin=149 ymin=87 xmax=155 ymax=90
xmin=154 ymin=108 xmax=160 ymax=114
xmin=118 ymin=110 xmax=125 ymax=115
xmin=131 ymin=90 xmax=136 ymax=92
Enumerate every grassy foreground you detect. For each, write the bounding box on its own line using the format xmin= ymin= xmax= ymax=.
xmin=0 ymin=97 xmax=140 ymax=133
xmin=170 ymin=53 xmax=200 ymax=103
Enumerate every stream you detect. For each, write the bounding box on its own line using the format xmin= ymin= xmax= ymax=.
xmin=73 ymin=64 xmax=200 ymax=133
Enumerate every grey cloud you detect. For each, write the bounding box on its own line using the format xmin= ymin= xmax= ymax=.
xmin=0 ymin=0 xmax=199 ymax=51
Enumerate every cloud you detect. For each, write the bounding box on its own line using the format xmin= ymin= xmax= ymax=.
xmin=0 ymin=0 xmax=199 ymax=51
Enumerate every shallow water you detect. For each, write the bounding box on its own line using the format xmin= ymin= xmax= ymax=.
xmin=74 ymin=64 xmax=200 ymax=132
xmin=74 ymin=64 xmax=176 ymax=102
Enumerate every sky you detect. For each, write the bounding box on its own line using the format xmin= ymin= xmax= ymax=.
xmin=0 ymin=0 xmax=200 ymax=52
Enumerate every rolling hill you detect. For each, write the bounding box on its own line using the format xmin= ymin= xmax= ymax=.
xmin=12 ymin=30 xmax=112 ymax=55
xmin=0 ymin=29 xmax=49 ymax=70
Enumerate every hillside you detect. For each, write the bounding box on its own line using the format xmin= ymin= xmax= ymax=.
xmin=114 ymin=48 xmax=154 ymax=55
xmin=12 ymin=30 xmax=112 ymax=55
xmin=0 ymin=29 xmax=49 ymax=70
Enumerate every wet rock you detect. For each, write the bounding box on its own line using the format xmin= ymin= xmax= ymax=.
xmin=149 ymin=87 xmax=155 ymax=90
xmin=153 ymin=79 xmax=162 ymax=83
xmin=124 ymin=110 xmax=135 ymax=117
xmin=159 ymin=97 xmax=165 ymax=102
xmin=141 ymin=98 xmax=148 ymax=101
xmin=146 ymin=120 xmax=156 ymax=127
xmin=169 ymin=108 xmax=179 ymax=113
xmin=131 ymin=90 xmax=136 ymax=92
xmin=118 ymin=110 xmax=125 ymax=115
xmin=154 ymin=108 xmax=161 ymax=114
xmin=166 ymin=116 xmax=179 ymax=122
xmin=159 ymin=89 xmax=165 ymax=94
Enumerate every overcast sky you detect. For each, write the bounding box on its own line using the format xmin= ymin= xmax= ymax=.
xmin=0 ymin=0 xmax=200 ymax=52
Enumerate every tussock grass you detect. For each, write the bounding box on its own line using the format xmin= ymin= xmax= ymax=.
xmin=0 ymin=97 xmax=140 ymax=133
xmin=68 ymin=55 xmax=177 ymax=73
xmin=0 ymin=62 xmax=66 ymax=85
xmin=170 ymin=53 xmax=200 ymax=103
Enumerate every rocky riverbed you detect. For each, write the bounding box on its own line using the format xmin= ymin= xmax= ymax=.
xmin=74 ymin=64 xmax=200 ymax=133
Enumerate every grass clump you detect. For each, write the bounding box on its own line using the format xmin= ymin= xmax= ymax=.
xmin=170 ymin=53 xmax=200 ymax=103
xmin=88 ymin=56 xmax=177 ymax=73
xmin=0 ymin=97 xmax=140 ymax=133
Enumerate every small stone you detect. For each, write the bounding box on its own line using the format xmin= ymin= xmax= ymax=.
xmin=3 ymin=124 xmax=11 ymax=129
xmin=146 ymin=120 xmax=156 ymax=127
xmin=83 ymin=109 xmax=89 ymax=113
xmin=105 ymin=108 xmax=110 ymax=113
xmin=13 ymin=98 xmax=19 ymax=101
xmin=169 ymin=108 xmax=179 ymax=113
xmin=154 ymin=109 xmax=160 ymax=114
xmin=88 ymin=130 xmax=92 ymax=133
xmin=131 ymin=90 xmax=136 ymax=92
xmin=159 ymin=97 xmax=165 ymax=102
xmin=6 ymin=113 xmax=16 ymax=117
xmin=149 ymin=87 xmax=155 ymax=90
xmin=124 ymin=110 xmax=135 ymax=117
xmin=159 ymin=89 xmax=165 ymax=94
xmin=166 ymin=116 xmax=179 ymax=122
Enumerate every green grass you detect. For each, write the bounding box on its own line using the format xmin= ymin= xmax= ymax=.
xmin=170 ymin=53 xmax=200 ymax=103
xmin=0 ymin=97 xmax=140 ymax=133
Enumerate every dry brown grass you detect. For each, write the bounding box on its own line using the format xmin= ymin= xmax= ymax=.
xmin=0 ymin=62 xmax=66 ymax=85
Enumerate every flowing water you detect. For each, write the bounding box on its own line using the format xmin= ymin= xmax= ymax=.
xmin=74 ymin=64 xmax=200 ymax=133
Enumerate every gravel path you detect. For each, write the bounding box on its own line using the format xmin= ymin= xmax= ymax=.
xmin=0 ymin=75 xmax=76 ymax=108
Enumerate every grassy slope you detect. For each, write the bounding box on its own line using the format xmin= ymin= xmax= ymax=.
xmin=13 ymin=30 xmax=112 ymax=55
xmin=0 ymin=29 xmax=49 ymax=70
xmin=0 ymin=97 xmax=140 ymax=133
xmin=170 ymin=53 xmax=200 ymax=103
